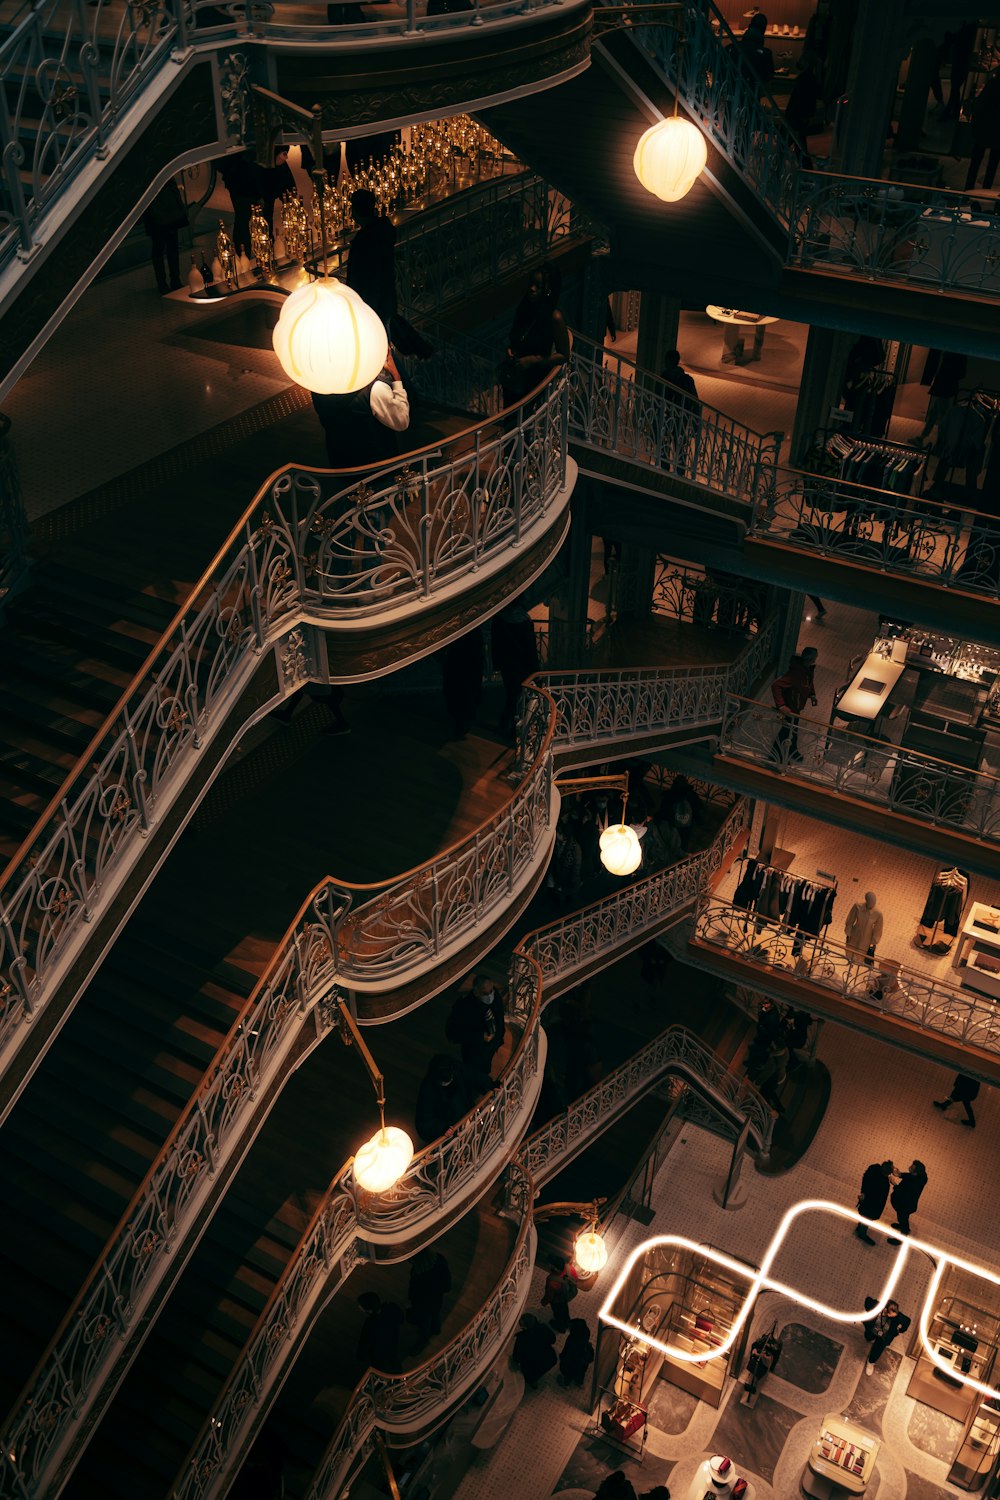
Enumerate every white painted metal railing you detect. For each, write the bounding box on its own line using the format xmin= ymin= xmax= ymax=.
xmin=696 ymin=895 xmax=1000 ymax=1056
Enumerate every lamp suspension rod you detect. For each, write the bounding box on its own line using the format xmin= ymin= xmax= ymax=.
xmin=335 ymin=998 xmax=387 ymax=1121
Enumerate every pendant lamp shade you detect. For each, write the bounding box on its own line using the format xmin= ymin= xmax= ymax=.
xmin=353 ymin=1124 xmax=413 ymax=1194
xmin=599 ymin=823 xmax=642 ymax=877
xmin=633 ymin=116 xmax=708 ymax=203
xmin=272 ymin=280 xmax=388 ymax=394
xmin=575 ymin=1228 xmax=609 ymax=1275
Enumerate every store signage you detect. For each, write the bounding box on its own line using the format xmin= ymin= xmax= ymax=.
xmin=599 ymin=1197 xmax=1000 ymax=1401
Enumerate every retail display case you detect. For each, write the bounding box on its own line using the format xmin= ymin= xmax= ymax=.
xmin=601 ymin=1242 xmax=753 ymax=1411
xmin=907 ymin=1265 xmax=1000 ymax=1425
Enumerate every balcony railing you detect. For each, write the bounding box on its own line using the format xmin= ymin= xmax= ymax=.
xmin=301 ymin=1164 xmax=535 ymax=1500
xmin=651 ymin=560 xmax=767 ymax=636
xmin=720 ymin=693 xmax=1000 ymax=845
xmin=521 ymin=1022 xmax=772 ymax=1185
xmin=0 ymin=374 xmax=570 ymax=1083
xmin=607 ymin=0 xmax=800 ymax=230
xmin=172 ymin=798 xmax=751 ymax=1500
xmin=787 ymin=171 xmax=1000 ymax=301
xmin=568 ymin=330 xmax=782 ymax=502
xmin=747 ymin=467 xmax=1000 ymax=601
xmin=0 ymin=0 xmax=585 ymax=271
xmin=0 ymin=881 xmax=350 ymax=1500
xmin=524 ymin=611 xmax=779 ymax=770
xmin=696 ymin=895 xmax=1000 ymax=1057
xmin=521 ymin=795 xmax=750 ymax=989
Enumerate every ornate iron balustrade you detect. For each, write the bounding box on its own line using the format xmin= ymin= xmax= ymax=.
xmin=568 ymin=330 xmax=782 ymax=502
xmin=521 ymin=796 xmax=750 ymax=991
xmin=696 ymin=895 xmax=1000 ymax=1056
xmin=787 ymin=170 xmax=1000 ymax=300
xmin=397 ymin=173 xmax=593 ymax=323
xmin=0 ymin=0 xmax=586 ymax=271
xmin=523 ymin=611 xmax=778 ymax=768
xmin=747 ymin=466 xmax=1000 ymax=599
xmin=605 ymin=0 xmax=800 ymax=230
xmin=0 ymin=413 xmax=30 ymax=604
xmin=0 ymin=882 xmax=350 ymax=1500
xmin=303 ymin=1164 xmax=535 ymax=1500
xmin=720 ymin=693 xmax=1000 ymax=845
xmin=341 ymin=687 xmax=556 ymax=989
xmin=0 ymin=374 xmax=570 ymax=1077
xmin=351 ymin=951 xmax=543 ymax=1232
xmin=651 ymin=559 xmax=766 ymax=636
xmin=521 ymin=1022 xmax=771 ymax=1186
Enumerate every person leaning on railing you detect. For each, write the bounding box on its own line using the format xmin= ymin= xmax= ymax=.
xmin=499 ymin=264 xmax=570 ymax=409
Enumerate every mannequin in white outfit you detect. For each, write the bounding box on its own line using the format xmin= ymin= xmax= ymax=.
xmin=845 ymin=890 xmax=884 ymax=958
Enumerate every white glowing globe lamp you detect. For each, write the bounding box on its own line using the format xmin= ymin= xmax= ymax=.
xmin=575 ymin=1229 xmax=609 ymax=1275
xmin=272 ymin=280 xmax=388 ymax=394
xmin=353 ymin=1125 xmax=413 ymax=1193
xmin=599 ymin=823 xmax=642 ymax=877
xmin=633 ymin=117 xmax=708 ymax=203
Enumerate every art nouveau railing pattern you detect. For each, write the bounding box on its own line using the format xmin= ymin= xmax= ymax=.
xmin=747 ymin=466 xmax=1000 ymax=601
xmin=615 ymin=0 xmax=800 ymax=230
xmin=521 ymin=1023 xmax=772 ymax=1186
xmin=651 ymin=559 xmax=766 ymax=636
xmin=0 ymin=412 xmax=30 ymax=605
xmin=172 ymin=804 xmax=751 ymax=1500
xmin=720 ymin=694 xmax=1000 ymax=845
xmin=0 ymin=375 xmax=569 ymax=1075
xmin=522 ymin=796 xmax=750 ymax=990
xmin=397 ymin=172 xmax=593 ymax=324
xmin=1 ymin=0 xmax=185 ymax=264
xmin=569 ymin=330 xmax=782 ymax=503
xmin=342 ymin=689 xmax=555 ymax=991
xmin=0 ymin=0 xmax=581 ymax=269
xmin=529 ymin=611 xmax=779 ymax=768
xmin=296 ymin=1166 xmax=534 ymax=1500
xmin=352 ymin=951 xmax=543 ymax=1232
xmin=0 ymin=881 xmax=351 ymax=1500
xmin=696 ymin=895 xmax=1000 ymax=1056
xmin=787 ymin=172 xmax=1000 ymax=301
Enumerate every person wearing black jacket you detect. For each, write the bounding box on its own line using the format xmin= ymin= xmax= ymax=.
xmin=934 ymin=1073 xmax=980 ymax=1127
xmin=414 ymin=1054 xmax=494 ymax=1144
xmin=446 ymin=975 xmax=506 ymax=1074
xmin=890 ymin=1160 xmax=928 ymax=1236
xmin=862 ymin=1296 xmax=911 ymax=1373
xmin=855 ymin=1160 xmax=894 ymax=1244
xmin=729 ymin=12 xmax=774 ymax=92
xmin=356 ymin=1292 xmax=404 ymax=1374
xmin=513 ymin=1314 xmax=557 ymax=1388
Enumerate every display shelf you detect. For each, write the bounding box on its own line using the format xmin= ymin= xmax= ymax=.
xmin=908 ymin=1281 xmax=1000 ymax=1423
xmin=949 ymin=1399 xmax=1000 ymax=1490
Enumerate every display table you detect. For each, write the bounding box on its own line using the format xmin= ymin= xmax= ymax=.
xmin=803 ymin=1414 xmax=880 ymax=1497
xmin=954 ymin=902 xmax=1000 ymax=999
xmin=683 ymin=1457 xmax=756 ymax=1499
xmin=705 ymin=307 xmax=779 ymax=365
xmin=834 ymin=651 xmax=907 ymax=723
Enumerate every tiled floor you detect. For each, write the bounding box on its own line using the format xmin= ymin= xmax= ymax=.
xmin=454 ymin=1005 xmax=1000 ymax=1500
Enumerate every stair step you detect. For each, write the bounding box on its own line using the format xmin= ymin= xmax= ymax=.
xmin=42 ymin=561 xmax=180 ymax=632
xmin=19 ymin=1091 xmax=160 ymax=1180
xmin=99 ymin=952 xmax=246 ymax=1033
xmin=85 ymin=971 xmax=232 ymax=1068
xmin=41 ymin=1046 xmax=180 ymax=1138
xmin=116 ymin=927 xmax=258 ymax=1001
xmin=12 ymin=598 xmax=158 ymax=669
xmin=4 ymin=1174 xmax=112 ymax=1262
xmin=3 ymin=1123 xmax=136 ymax=1224
xmin=220 ymin=1192 xmax=307 ymax=1255
xmin=69 ymin=1016 xmax=206 ymax=1101
xmin=1 ymin=642 xmax=124 ymax=711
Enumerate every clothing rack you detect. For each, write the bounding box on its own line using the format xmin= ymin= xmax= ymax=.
xmin=733 ymin=855 xmax=837 ymax=954
xmin=824 ymin=433 xmax=926 ymax=496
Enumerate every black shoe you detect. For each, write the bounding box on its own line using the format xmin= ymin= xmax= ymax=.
xmin=324 ymin=718 xmax=351 ymax=736
xmin=855 ymin=1230 xmax=876 ymax=1244
xmin=933 ymin=1100 xmax=948 ymax=1110
xmin=961 ymin=1119 xmax=976 ymax=1128
xmin=887 ymin=1236 xmax=901 ymax=1246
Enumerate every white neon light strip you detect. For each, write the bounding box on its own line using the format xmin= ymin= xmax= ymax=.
xmin=599 ymin=1198 xmax=1000 ymax=1402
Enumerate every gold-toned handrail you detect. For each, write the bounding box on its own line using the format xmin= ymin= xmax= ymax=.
xmin=0 ymin=369 xmax=562 ymax=891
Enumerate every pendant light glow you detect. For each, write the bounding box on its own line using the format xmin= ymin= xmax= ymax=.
xmin=599 ymin=823 xmax=642 ymax=877
xmin=633 ymin=116 xmax=708 ymax=203
xmin=272 ymin=280 xmax=388 ymax=394
xmin=575 ymin=1229 xmax=609 ymax=1275
xmin=353 ymin=1124 xmax=414 ymax=1194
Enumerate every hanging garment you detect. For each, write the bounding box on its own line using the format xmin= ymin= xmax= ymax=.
xmin=916 ymin=869 xmax=970 ymax=951
xmin=733 ymin=858 xmax=766 ymax=910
